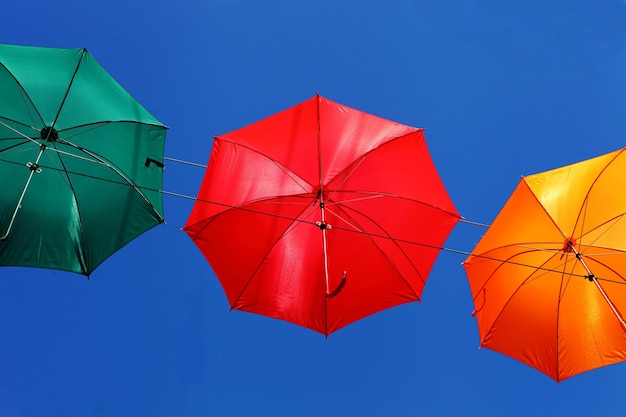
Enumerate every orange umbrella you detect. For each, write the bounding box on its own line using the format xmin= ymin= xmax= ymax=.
xmin=464 ymin=148 xmax=626 ymax=382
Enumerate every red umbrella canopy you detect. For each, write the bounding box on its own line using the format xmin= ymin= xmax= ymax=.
xmin=184 ymin=95 xmax=459 ymax=335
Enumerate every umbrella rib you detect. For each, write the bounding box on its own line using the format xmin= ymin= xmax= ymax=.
xmin=479 ymin=250 xmax=562 ymax=344
xmin=469 ymin=242 xmax=626 ymax=287
xmin=60 ymin=120 xmax=166 ymax=138
xmin=48 ymin=49 xmax=86 ymax=133
xmin=0 ymin=155 xmax=317 ymax=227
xmin=274 ymin=159 xmax=311 ymax=195
xmin=0 ymin=62 xmax=45 ymax=128
xmin=183 ymin=194 xmax=316 ymax=232
xmin=329 ymin=201 xmax=425 ymax=299
xmin=515 ymin=243 xmax=624 ymax=257
xmin=527 ymin=253 xmax=578 ymax=287
xmin=468 ymin=245 xmax=588 ymax=298
xmin=56 ymin=137 xmax=164 ymax=222
xmin=572 ymin=148 xmax=626 ymax=240
xmin=554 ymin=258 xmax=571 ymax=382
xmin=57 ymin=121 xmax=111 ymax=140
xmin=577 ymin=192 xmax=591 ymax=249
xmin=521 ymin=178 xmax=568 ymax=242
xmin=44 ymin=146 xmax=108 ymax=165
xmin=0 ymin=156 xmax=204 ymax=218
xmin=576 ymin=213 xmax=626 ymax=253
xmin=584 ymin=255 xmax=626 ymax=284
xmin=188 ymin=198 xmax=451 ymax=263
xmin=214 ymin=137 xmax=313 ymax=192
xmin=190 ymin=205 xmax=558 ymax=284
xmin=45 ymin=141 xmax=89 ymax=273
xmin=0 ymin=119 xmax=41 ymax=147
xmin=229 ymin=203 xmax=315 ymax=311
xmin=328 ymin=190 xmax=460 ymax=219
xmin=325 ymin=156 xmax=366 ymax=201
xmin=0 ymin=138 xmax=34 ymax=155
xmin=54 ymin=120 xmax=167 ymax=167
xmin=324 ymin=129 xmax=425 ymax=200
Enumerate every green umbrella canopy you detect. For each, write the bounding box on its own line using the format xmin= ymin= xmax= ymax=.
xmin=0 ymin=44 xmax=167 ymax=275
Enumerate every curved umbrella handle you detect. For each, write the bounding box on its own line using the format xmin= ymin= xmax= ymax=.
xmin=326 ymin=271 xmax=347 ymax=298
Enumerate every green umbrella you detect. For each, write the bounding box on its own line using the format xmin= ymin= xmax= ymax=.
xmin=0 ymin=44 xmax=166 ymax=275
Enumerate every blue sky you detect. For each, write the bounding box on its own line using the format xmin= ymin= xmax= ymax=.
xmin=3 ymin=1 xmax=626 ymax=416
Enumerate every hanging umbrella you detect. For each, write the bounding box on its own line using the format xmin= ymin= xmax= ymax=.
xmin=0 ymin=44 xmax=166 ymax=275
xmin=464 ymin=147 xmax=626 ymax=382
xmin=184 ymin=94 xmax=459 ymax=335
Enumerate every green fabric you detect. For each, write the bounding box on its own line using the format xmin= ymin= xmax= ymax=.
xmin=0 ymin=44 xmax=167 ymax=275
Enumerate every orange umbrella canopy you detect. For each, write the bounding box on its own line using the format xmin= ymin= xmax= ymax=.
xmin=185 ymin=95 xmax=459 ymax=335
xmin=464 ymin=148 xmax=626 ymax=382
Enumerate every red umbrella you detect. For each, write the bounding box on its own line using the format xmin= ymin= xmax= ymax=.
xmin=184 ymin=95 xmax=459 ymax=335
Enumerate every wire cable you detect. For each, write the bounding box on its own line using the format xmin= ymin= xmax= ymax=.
xmin=4 ymin=154 xmax=624 ymax=286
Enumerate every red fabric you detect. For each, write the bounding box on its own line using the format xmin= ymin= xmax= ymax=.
xmin=185 ymin=95 xmax=459 ymax=335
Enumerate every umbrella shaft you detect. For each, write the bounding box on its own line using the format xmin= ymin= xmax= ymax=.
xmin=0 ymin=146 xmax=45 ymax=241
xmin=569 ymin=242 xmax=626 ymax=329
xmin=593 ymin=278 xmax=626 ymax=330
xmin=320 ymin=195 xmax=330 ymax=294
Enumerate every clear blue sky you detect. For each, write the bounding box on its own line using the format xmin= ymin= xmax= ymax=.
xmin=3 ymin=1 xmax=626 ymax=416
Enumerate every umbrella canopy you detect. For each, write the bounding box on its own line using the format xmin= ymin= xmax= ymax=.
xmin=184 ymin=95 xmax=459 ymax=335
xmin=464 ymin=147 xmax=626 ymax=382
xmin=0 ymin=44 xmax=166 ymax=275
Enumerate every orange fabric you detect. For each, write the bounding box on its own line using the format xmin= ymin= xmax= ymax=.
xmin=464 ymin=148 xmax=626 ymax=381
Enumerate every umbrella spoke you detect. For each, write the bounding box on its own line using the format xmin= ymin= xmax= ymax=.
xmin=45 ymin=146 xmax=107 ymax=166
xmin=469 ymin=244 xmax=593 ymax=286
xmin=1 ymin=116 xmax=40 ymax=135
xmin=330 ymin=189 xmax=460 ymax=219
xmin=469 ymin=247 xmax=555 ymax=300
xmin=326 ymin=156 xmax=366 ymax=201
xmin=218 ymin=137 xmax=314 ymax=193
xmin=585 ymin=255 xmax=626 ymax=285
xmin=0 ymin=119 xmax=40 ymax=147
xmin=0 ymin=139 xmax=37 ymax=155
xmin=327 ymin=192 xmax=389 ymax=206
xmin=57 ymin=121 xmax=111 ymax=141
xmin=572 ymin=148 xmax=626 ymax=240
xmin=56 ymin=136 xmax=164 ymax=222
xmin=0 ymin=63 xmax=45 ymax=128
xmin=229 ymin=202 xmax=315 ymax=309
xmin=46 ymin=141 xmax=90 ymax=271
xmin=329 ymin=201 xmax=425 ymax=297
xmin=274 ymin=159 xmax=311 ymax=194
xmin=325 ymin=129 xmax=428 ymax=197
xmin=49 ymin=49 xmax=86 ymax=132
xmin=577 ymin=213 xmax=626 ymax=251
xmin=323 ymin=205 xmax=363 ymax=234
